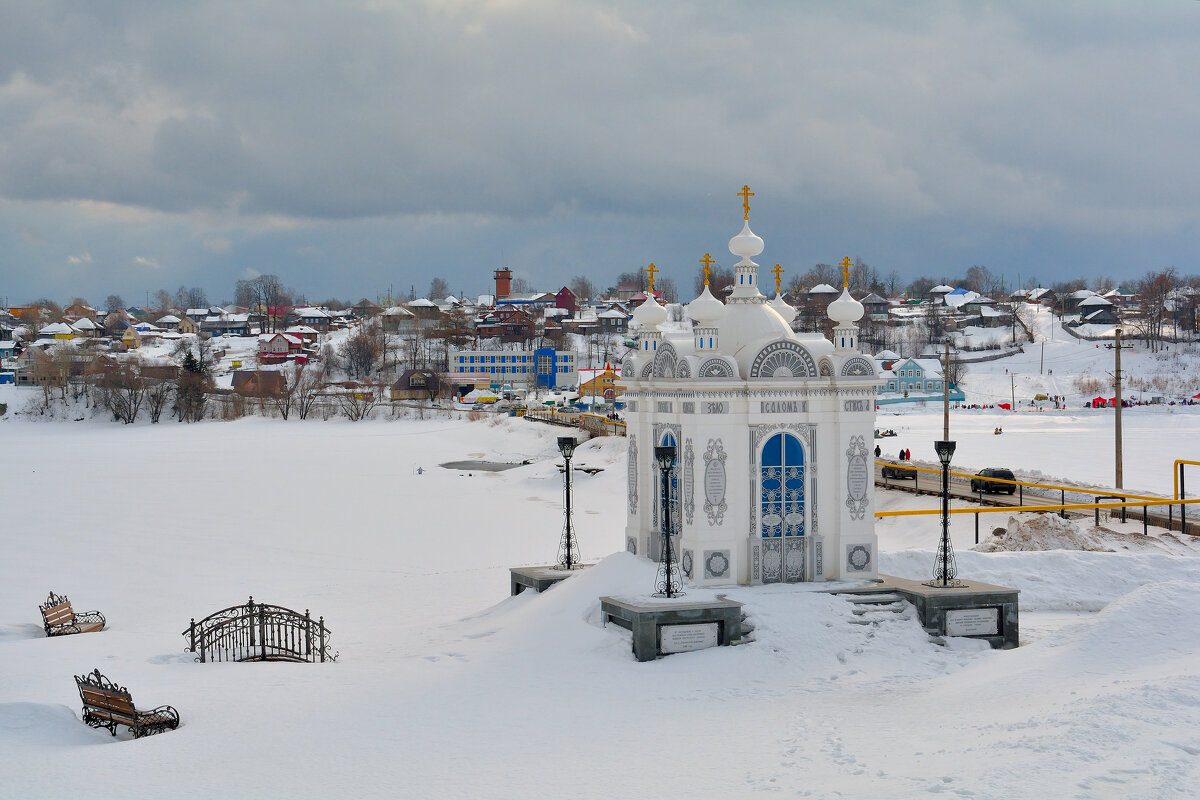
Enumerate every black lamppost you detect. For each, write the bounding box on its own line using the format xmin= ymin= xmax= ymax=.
xmin=653 ymin=445 xmax=684 ymax=598
xmin=556 ymin=436 xmax=579 ymax=570
xmin=925 ymin=439 xmax=963 ymax=588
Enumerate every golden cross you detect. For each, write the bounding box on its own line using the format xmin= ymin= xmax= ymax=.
xmin=645 ymin=262 xmax=658 ymax=293
xmin=771 ymin=264 xmax=784 ymax=294
xmin=699 ymin=253 xmax=714 ymax=286
xmin=738 ymin=184 xmax=754 ymax=221
xmin=839 ymin=256 xmax=853 ymax=288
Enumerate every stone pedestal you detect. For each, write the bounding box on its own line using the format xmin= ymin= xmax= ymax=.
xmin=509 ymin=564 xmax=591 ymax=595
xmin=842 ymin=574 xmax=1019 ymax=649
xmin=600 ymin=596 xmax=743 ymax=662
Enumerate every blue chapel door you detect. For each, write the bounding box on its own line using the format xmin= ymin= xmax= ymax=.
xmin=760 ymin=433 xmax=805 ymax=583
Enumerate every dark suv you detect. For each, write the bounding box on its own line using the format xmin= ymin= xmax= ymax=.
xmin=881 ymin=463 xmax=917 ymax=480
xmin=971 ymin=468 xmax=1016 ymax=494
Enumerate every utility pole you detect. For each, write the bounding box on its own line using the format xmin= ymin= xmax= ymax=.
xmin=1010 ymin=373 xmax=1016 ymax=411
xmin=1115 ymin=327 xmax=1124 ymax=489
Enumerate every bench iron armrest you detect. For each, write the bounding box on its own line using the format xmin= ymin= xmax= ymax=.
xmin=134 ymin=705 xmax=180 ymax=738
xmin=74 ymin=609 xmax=106 ymax=626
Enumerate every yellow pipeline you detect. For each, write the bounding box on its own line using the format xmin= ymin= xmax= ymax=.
xmin=876 ymin=497 xmax=1200 ymax=518
xmin=1173 ymin=460 xmax=1200 ymax=499
xmin=875 ymin=461 xmax=1165 ymax=502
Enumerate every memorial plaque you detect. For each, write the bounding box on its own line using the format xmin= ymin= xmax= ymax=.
xmin=659 ymin=622 xmax=719 ymax=653
xmin=945 ymin=607 xmax=1000 ymax=637
xmin=704 ymin=459 xmax=727 ymax=505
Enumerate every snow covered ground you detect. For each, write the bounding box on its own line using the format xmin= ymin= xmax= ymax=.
xmin=2 ymin=314 xmax=1200 ymax=798
xmin=1 ymin=396 xmax=1199 ymax=799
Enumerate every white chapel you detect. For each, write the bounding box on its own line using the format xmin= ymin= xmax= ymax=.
xmin=621 ymin=189 xmax=879 ymax=586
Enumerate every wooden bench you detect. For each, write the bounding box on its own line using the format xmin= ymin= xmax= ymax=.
xmin=74 ymin=669 xmax=180 ymax=739
xmin=40 ymin=592 xmax=105 ymax=636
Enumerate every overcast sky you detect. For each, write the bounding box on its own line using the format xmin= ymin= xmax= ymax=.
xmin=2 ymin=0 xmax=1199 ymax=306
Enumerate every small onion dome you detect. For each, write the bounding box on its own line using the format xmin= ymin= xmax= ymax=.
xmin=632 ymin=292 xmax=668 ymax=328
xmin=827 ymin=286 xmax=865 ymax=324
xmin=769 ymin=292 xmax=796 ymax=324
xmin=687 ymin=284 xmax=727 ymax=325
xmin=728 ymin=220 xmax=764 ymax=261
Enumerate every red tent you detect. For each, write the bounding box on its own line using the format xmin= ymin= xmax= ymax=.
xmin=998 ymin=403 xmax=1011 ymax=410
xmin=1192 ymin=393 xmax=1200 ymax=399
xmin=1092 ymin=396 xmax=1107 ymax=407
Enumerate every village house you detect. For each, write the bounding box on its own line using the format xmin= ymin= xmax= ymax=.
xmin=63 ymin=302 xmax=98 ymax=321
xmin=379 ymin=306 xmax=416 ymax=334
xmin=39 ymin=322 xmax=75 ymax=340
xmin=231 ymin=370 xmax=287 ymax=397
xmin=257 ymin=332 xmax=305 ymax=363
xmin=576 ymin=363 xmax=624 ymax=403
xmin=389 ymin=369 xmax=442 ymax=401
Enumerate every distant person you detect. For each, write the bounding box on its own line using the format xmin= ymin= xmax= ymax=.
xmin=874 ymin=445 xmax=881 ymax=458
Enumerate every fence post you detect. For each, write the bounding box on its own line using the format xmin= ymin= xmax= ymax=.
xmin=1143 ymin=505 xmax=1148 ymax=536
xmin=259 ymin=603 xmax=267 ymax=661
xmin=248 ymin=597 xmax=256 ymax=649
xmin=305 ymin=609 xmax=312 ymax=659
xmin=189 ymin=618 xmax=196 ymax=654
xmin=319 ymin=616 xmax=326 ymax=663
xmin=1060 ymin=489 xmax=1066 ymax=519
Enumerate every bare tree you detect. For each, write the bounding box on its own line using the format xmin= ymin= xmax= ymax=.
xmin=145 ymin=375 xmax=173 ymax=423
xmin=429 ymin=277 xmax=450 ymax=301
xmin=175 ymin=286 xmax=209 ymax=310
xmin=235 ymin=275 xmax=292 ymax=332
xmin=338 ymin=383 xmax=383 ymax=421
xmin=1133 ymin=267 xmax=1179 ymax=351
xmin=94 ymin=358 xmax=146 ymax=424
xmin=291 ymin=362 xmax=327 ymax=420
xmin=105 ymin=295 xmax=126 ymax=313
xmin=340 ymin=322 xmax=386 ymax=378
xmin=569 ymin=275 xmax=596 ymax=304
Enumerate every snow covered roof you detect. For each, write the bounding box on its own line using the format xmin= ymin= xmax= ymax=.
xmin=39 ymin=322 xmax=74 ymax=335
xmin=156 ymin=315 xmax=181 ymax=324
xmin=293 ymin=306 xmax=331 ymax=318
xmin=598 ymin=309 xmax=628 ymax=319
xmin=931 ymin=284 xmax=954 ymax=293
xmin=1079 ymin=295 xmax=1114 ymax=307
xmin=873 ymin=349 xmax=900 ymax=360
xmin=1028 ymin=287 xmax=1053 ymax=300
xmin=809 ymin=283 xmax=838 ymax=294
xmin=285 ymin=325 xmax=319 ymax=334
xmin=382 ymin=306 xmax=415 ymax=317
xmin=71 ymin=318 xmax=100 ymax=330
xmin=1069 ymin=289 xmax=1097 ymax=300
xmin=408 ymin=298 xmax=437 ymax=308
xmin=943 ymin=290 xmax=980 ymax=310
xmin=860 ymin=293 xmax=888 ymax=304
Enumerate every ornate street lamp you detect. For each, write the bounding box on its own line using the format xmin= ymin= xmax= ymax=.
xmin=556 ymin=436 xmax=579 ymax=570
xmin=653 ymin=445 xmax=684 ymax=598
xmin=925 ymin=439 xmax=963 ymax=588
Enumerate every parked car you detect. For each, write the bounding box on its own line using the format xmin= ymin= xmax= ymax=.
xmin=881 ymin=463 xmax=917 ymax=480
xmin=971 ymin=467 xmax=1016 ymax=494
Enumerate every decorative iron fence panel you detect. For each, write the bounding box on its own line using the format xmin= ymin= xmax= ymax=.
xmin=184 ymin=597 xmax=337 ymax=663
